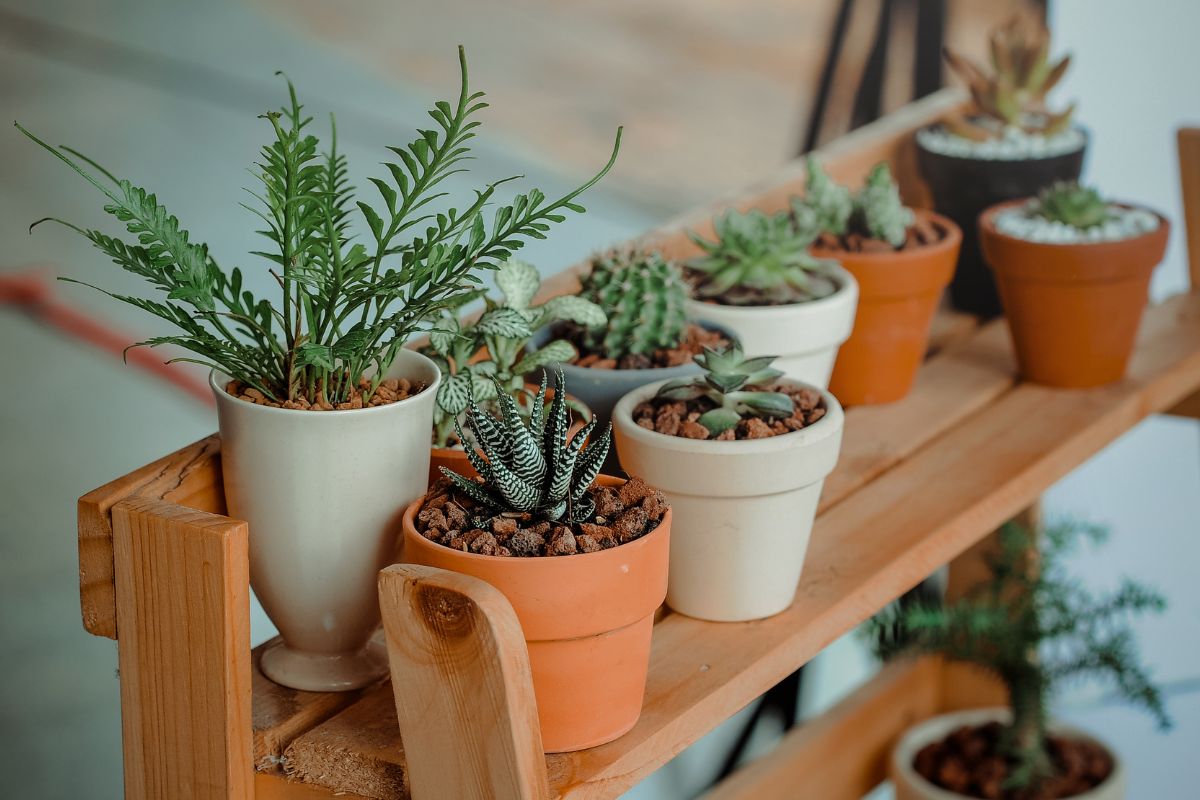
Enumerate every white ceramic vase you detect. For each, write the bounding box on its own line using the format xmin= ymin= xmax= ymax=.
xmin=892 ymin=708 xmax=1125 ymax=800
xmin=211 ymin=349 xmax=440 ymax=691
xmin=612 ymin=379 xmax=844 ymax=621
xmin=684 ymin=265 xmax=858 ymax=388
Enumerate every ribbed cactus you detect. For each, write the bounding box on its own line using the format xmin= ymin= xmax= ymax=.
xmin=1032 ymin=181 xmax=1112 ymax=230
xmin=577 ymin=251 xmax=690 ymax=359
xmin=857 ymin=163 xmax=915 ymax=247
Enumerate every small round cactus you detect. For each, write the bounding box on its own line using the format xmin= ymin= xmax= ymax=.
xmin=577 ymin=250 xmax=690 ymax=359
xmin=1032 ymin=182 xmax=1112 ymax=230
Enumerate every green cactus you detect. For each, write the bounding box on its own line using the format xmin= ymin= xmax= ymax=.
xmin=656 ymin=345 xmax=794 ymax=435
xmin=441 ymin=371 xmax=611 ymax=524
xmin=801 ymin=155 xmax=853 ymax=235
xmin=856 ymin=163 xmax=915 ymax=247
xmin=1032 ymin=181 xmax=1112 ymax=230
xmin=576 ymin=251 xmax=690 ymax=359
xmin=687 ymin=209 xmax=841 ymax=305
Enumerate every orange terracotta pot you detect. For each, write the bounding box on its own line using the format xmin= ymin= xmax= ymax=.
xmin=821 ymin=210 xmax=962 ymax=405
xmin=979 ymin=201 xmax=1170 ymax=388
xmin=428 ymin=389 xmax=590 ymax=485
xmin=401 ymin=474 xmax=671 ymax=752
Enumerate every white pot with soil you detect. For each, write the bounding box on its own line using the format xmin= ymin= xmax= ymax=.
xmin=612 ymin=372 xmax=843 ymax=622
xmin=893 ymin=708 xmax=1124 ymax=800
xmin=684 ymin=267 xmax=857 ymax=389
xmin=211 ymin=349 xmax=440 ymax=692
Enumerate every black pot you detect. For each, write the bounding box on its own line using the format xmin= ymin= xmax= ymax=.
xmin=916 ymin=127 xmax=1088 ymax=317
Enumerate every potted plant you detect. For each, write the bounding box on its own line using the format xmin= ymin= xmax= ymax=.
xmin=917 ymin=16 xmax=1086 ymax=317
xmin=403 ymin=372 xmax=672 ymax=752
xmin=683 ymin=208 xmax=858 ymax=387
xmin=422 ymin=257 xmax=605 ymax=481
xmin=532 ymin=249 xmax=733 ymax=467
xmin=978 ymin=182 xmax=1169 ymax=388
xmin=612 ymin=346 xmax=843 ymax=622
xmin=871 ymin=520 xmax=1171 ymax=799
xmin=800 ymin=158 xmax=962 ymax=405
xmin=19 ymin=48 xmax=622 ymax=692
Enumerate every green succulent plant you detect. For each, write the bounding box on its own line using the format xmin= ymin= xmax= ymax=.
xmin=687 ymin=209 xmax=841 ymax=305
xmin=656 ymin=345 xmax=794 ymax=435
xmin=800 ymin=155 xmax=853 ymax=236
xmin=424 ymin=258 xmax=605 ymax=447
xmin=1032 ymin=182 xmax=1112 ymax=230
xmin=943 ymin=16 xmax=1075 ymax=141
xmin=576 ymin=250 xmax=689 ymax=359
xmin=856 ymin=163 xmax=915 ymax=247
xmin=441 ymin=371 xmax=611 ymax=523
xmin=795 ymin=158 xmax=914 ymax=248
xmin=869 ymin=520 xmax=1170 ymax=794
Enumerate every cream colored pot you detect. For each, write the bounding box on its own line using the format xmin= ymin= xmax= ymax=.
xmin=684 ymin=266 xmax=858 ymax=388
xmin=211 ymin=349 xmax=440 ymax=692
xmin=892 ymin=708 xmax=1125 ymax=800
xmin=612 ymin=379 xmax=843 ymax=622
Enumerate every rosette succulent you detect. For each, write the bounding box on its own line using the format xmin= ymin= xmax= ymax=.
xmin=1032 ymin=182 xmax=1112 ymax=230
xmin=656 ymin=345 xmax=794 ymax=435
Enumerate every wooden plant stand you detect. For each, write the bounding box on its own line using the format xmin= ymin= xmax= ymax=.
xmin=77 ymin=92 xmax=1200 ymax=799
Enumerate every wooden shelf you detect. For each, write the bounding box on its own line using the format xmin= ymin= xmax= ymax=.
xmin=76 ymin=88 xmax=1200 ymax=799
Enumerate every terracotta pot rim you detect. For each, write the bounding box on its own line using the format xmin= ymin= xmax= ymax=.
xmin=612 ymin=378 xmax=844 ymax=454
xmin=537 ymin=320 xmax=737 ymax=376
xmin=209 ymin=350 xmax=442 ymax=419
xmin=915 ymin=122 xmax=1090 ymax=163
xmin=810 ymin=209 xmax=963 ymax=263
xmin=403 ymin=474 xmax=673 ymax=565
xmin=979 ymin=199 xmax=1169 ymax=251
xmin=685 ymin=263 xmax=858 ymax=316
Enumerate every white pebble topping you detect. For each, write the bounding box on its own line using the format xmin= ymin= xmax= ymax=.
xmin=994 ymin=201 xmax=1160 ymax=244
xmin=917 ymin=125 xmax=1086 ymax=160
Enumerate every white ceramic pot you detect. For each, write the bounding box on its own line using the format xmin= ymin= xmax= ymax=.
xmin=892 ymin=708 xmax=1125 ymax=800
xmin=612 ymin=379 xmax=844 ymax=621
xmin=211 ymin=349 xmax=440 ymax=691
xmin=684 ymin=265 xmax=858 ymax=388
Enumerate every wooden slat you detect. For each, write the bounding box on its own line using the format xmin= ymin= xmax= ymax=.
xmin=113 ymin=496 xmax=252 ymax=800
xmin=378 ymin=565 xmax=549 ymax=800
xmin=703 ymin=659 xmax=942 ymax=800
xmin=79 ymin=434 xmax=222 ymax=638
xmin=1178 ymin=128 xmax=1200 ymax=289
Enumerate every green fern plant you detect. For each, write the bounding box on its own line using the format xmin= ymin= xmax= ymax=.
xmin=424 ymin=258 xmax=605 ymax=447
xmin=1032 ymin=182 xmax=1112 ymax=230
xmin=869 ymin=520 xmax=1170 ymax=793
xmin=687 ymin=209 xmax=841 ymax=305
xmin=16 ymin=47 xmax=620 ymax=406
xmin=656 ymin=345 xmax=794 ymax=435
xmin=576 ymin=250 xmax=690 ymax=360
xmin=441 ymin=371 xmax=611 ymax=523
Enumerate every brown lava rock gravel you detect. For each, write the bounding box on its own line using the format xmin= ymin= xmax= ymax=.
xmin=633 ymin=384 xmax=826 ymax=441
xmin=568 ymin=323 xmax=730 ymax=371
xmin=416 ymin=476 xmax=668 ymax=557
xmin=814 ymin=216 xmax=949 ymax=254
xmin=225 ymin=377 xmax=422 ymax=411
xmin=913 ymin=722 xmax=1113 ymax=800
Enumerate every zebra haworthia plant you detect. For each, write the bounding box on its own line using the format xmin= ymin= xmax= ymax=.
xmin=656 ymin=345 xmax=794 ymax=435
xmin=441 ymin=371 xmax=612 ymax=523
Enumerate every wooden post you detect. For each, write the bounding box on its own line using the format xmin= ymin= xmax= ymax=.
xmin=113 ymin=496 xmax=253 ymax=800
xmin=377 ymin=565 xmax=549 ymax=800
xmin=1179 ymin=128 xmax=1200 ymax=291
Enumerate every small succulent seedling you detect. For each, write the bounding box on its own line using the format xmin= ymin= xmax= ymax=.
xmin=869 ymin=520 xmax=1170 ymax=793
xmin=1031 ymin=181 xmax=1112 ymax=230
xmin=796 ymin=158 xmax=914 ymax=248
xmin=577 ymin=250 xmax=690 ymax=359
xmin=942 ymin=16 xmax=1075 ymax=141
xmin=442 ymin=371 xmax=611 ymax=523
xmin=656 ymin=345 xmax=794 ymax=435
xmin=425 ymin=258 xmax=605 ymax=447
xmin=687 ymin=209 xmax=841 ymax=305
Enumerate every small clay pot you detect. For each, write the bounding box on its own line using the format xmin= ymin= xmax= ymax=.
xmin=819 ymin=210 xmax=962 ymax=405
xmin=979 ymin=201 xmax=1169 ymax=388
xmin=401 ymin=474 xmax=671 ymax=752
xmin=428 ymin=388 xmax=590 ymax=484
xmin=917 ymin=127 xmax=1088 ymax=317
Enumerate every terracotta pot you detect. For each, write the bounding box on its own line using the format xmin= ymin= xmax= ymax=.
xmin=684 ymin=264 xmax=858 ymax=388
xmin=401 ymin=474 xmax=671 ymax=752
xmin=211 ymin=349 xmax=440 ymax=692
xmin=428 ymin=388 xmax=591 ymax=485
xmin=612 ymin=380 xmax=843 ymax=622
xmin=820 ymin=210 xmax=961 ymax=405
xmin=979 ymin=201 xmax=1169 ymax=388
xmin=917 ymin=126 xmax=1088 ymax=317
xmin=892 ymin=708 xmax=1124 ymax=800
